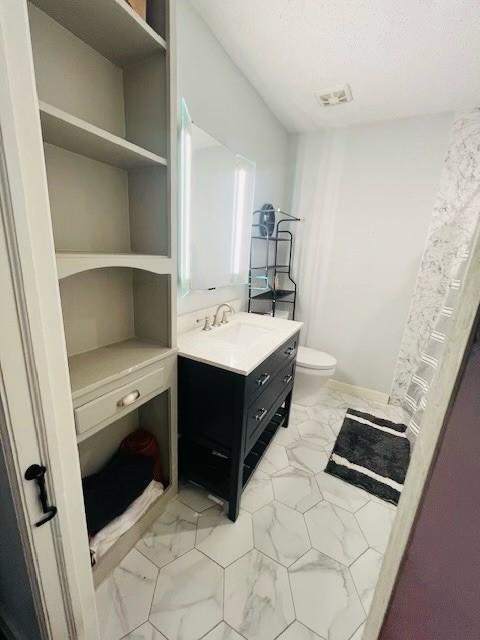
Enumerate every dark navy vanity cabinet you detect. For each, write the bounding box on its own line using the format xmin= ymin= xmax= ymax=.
xmin=179 ymin=331 xmax=299 ymax=521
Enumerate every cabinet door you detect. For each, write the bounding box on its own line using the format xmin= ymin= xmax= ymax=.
xmin=0 ymin=2 xmax=98 ymax=637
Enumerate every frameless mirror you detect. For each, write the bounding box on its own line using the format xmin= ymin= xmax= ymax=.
xmin=179 ymin=100 xmax=255 ymax=293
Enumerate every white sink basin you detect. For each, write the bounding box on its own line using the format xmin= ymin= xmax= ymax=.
xmin=207 ymin=322 xmax=274 ymax=347
xmin=178 ymin=312 xmax=303 ymax=375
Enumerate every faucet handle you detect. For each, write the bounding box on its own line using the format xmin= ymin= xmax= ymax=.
xmin=196 ymin=316 xmax=212 ymax=331
xmin=221 ymin=309 xmax=233 ymax=324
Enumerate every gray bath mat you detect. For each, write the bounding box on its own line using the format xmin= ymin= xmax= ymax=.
xmin=325 ymin=409 xmax=411 ymax=505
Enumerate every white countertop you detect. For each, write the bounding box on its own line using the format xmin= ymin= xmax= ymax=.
xmin=177 ymin=312 xmax=303 ymax=375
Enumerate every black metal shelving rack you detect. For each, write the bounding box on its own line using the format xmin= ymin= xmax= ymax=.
xmin=248 ymin=205 xmax=301 ymax=319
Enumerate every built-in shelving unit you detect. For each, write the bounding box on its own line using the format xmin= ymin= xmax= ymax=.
xmin=26 ymin=0 xmax=177 ymax=586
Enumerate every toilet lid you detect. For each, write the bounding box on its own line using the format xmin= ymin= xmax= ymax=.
xmin=297 ymin=346 xmax=336 ymax=370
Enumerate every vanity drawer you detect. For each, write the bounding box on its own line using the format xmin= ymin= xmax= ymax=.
xmin=245 ymin=333 xmax=299 ymax=406
xmin=74 ymin=367 xmax=165 ymax=435
xmin=245 ymin=361 xmax=295 ymax=453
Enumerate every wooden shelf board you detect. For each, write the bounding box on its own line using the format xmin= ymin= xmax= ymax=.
xmin=39 ymin=102 xmax=168 ymax=169
xmin=30 ymin=0 xmax=166 ymax=66
xmin=69 ymin=339 xmax=176 ymax=400
xmin=56 ymin=252 xmax=173 ymax=279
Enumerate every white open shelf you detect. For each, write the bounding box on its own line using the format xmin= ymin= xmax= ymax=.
xmin=30 ymin=0 xmax=167 ymax=65
xmin=39 ymin=102 xmax=167 ymax=170
xmin=56 ymin=253 xmax=173 ymax=280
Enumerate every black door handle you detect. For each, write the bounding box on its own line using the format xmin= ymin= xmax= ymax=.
xmin=25 ymin=464 xmax=58 ymax=527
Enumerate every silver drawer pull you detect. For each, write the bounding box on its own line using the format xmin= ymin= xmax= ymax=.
xmin=285 ymin=346 xmax=297 ymax=357
xmin=283 ymin=374 xmax=293 ymax=384
xmin=256 ymin=373 xmax=271 ymax=387
xmin=117 ymin=390 xmax=140 ymax=408
xmin=255 ymin=408 xmax=268 ymax=422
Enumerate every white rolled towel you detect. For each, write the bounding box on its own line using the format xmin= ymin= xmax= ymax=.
xmin=89 ymin=480 xmax=164 ymax=565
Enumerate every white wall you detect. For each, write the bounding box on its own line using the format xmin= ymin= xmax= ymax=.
xmin=291 ymin=112 xmax=453 ymax=394
xmin=177 ymin=0 xmax=290 ymax=314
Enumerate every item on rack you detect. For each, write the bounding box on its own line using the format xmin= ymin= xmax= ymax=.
xmin=89 ymin=479 xmax=164 ymax=566
xmin=259 ymin=203 xmax=276 ymax=237
xmin=82 ymin=429 xmax=162 ymax=535
xmin=125 ymin=0 xmax=146 ymax=20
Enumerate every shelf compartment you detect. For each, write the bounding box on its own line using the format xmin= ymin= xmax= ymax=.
xmin=30 ymin=4 xmax=168 ymax=159
xmin=40 ymin=102 xmax=167 ymax=169
xmin=30 ymin=0 xmax=167 ymax=66
xmin=179 ymin=444 xmax=231 ymax=502
xmin=180 ymin=407 xmax=289 ymax=502
xmin=251 ymin=289 xmax=295 ymax=301
xmin=243 ymin=408 xmax=287 ymax=487
xmin=56 ymin=253 xmax=173 ymax=280
xmin=45 ymin=143 xmax=168 ymax=256
xmin=60 ymin=267 xmax=172 ymax=398
xmin=77 ymin=389 xmax=174 ymax=586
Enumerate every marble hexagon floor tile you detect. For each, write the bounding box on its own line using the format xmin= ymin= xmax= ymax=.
xmin=289 ymin=549 xmax=365 ymax=640
xmin=258 ymin=442 xmax=289 ymax=476
xmin=274 ymin=422 xmax=302 ymax=447
xmin=286 ymin=440 xmax=329 ymax=475
xmin=96 ymin=548 xmax=158 ymax=640
xmin=289 ymin=404 xmax=309 ymax=425
xmin=123 ymin=621 xmax=167 ymax=639
xmin=314 ymin=473 xmax=370 ymax=513
xmin=272 ymin=465 xmax=323 ymax=513
xmin=150 ymin=548 xmax=223 ymax=640
xmin=296 ymin=419 xmax=335 ymax=449
xmin=240 ymin=469 xmax=274 ymax=513
xmin=136 ymin=500 xmax=198 ymax=569
xmin=305 ymin=501 xmax=368 ymax=566
xmin=355 ymin=501 xmax=396 ymax=554
xmin=305 ymin=405 xmax=345 ymax=433
xmin=350 ymin=548 xmax=384 ymax=613
xmin=252 ymin=501 xmax=310 ymax=567
xmin=202 ymin=622 xmax=245 ymax=640
xmin=276 ymin=621 xmax=325 ymax=640
xmin=177 ymin=482 xmax=217 ymax=513
xmin=195 ymin=506 xmax=253 ymax=567
xmin=224 ymin=549 xmax=295 ymax=640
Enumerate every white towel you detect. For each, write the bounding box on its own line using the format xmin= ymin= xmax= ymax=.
xmin=90 ymin=480 xmax=164 ymax=565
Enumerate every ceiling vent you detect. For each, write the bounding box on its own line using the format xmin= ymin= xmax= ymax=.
xmin=315 ymin=84 xmax=353 ymax=107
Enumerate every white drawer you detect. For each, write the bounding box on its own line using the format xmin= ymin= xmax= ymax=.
xmin=74 ymin=367 xmax=165 ymax=435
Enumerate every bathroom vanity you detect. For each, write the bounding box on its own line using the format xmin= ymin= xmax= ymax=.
xmin=178 ymin=312 xmax=302 ymax=520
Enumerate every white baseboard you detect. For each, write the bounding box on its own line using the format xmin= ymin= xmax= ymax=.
xmin=328 ymin=379 xmax=389 ymax=404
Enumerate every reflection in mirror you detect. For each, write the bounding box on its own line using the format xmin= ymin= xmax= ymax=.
xmin=179 ymin=100 xmax=255 ymax=294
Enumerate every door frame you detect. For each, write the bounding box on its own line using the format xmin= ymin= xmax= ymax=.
xmin=0 ymin=1 xmax=98 ymax=638
xmin=365 ymin=225 xmax=480 ymax=638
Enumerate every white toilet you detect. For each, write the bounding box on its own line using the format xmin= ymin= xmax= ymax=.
xmin=293 ymin=346 xmax=337 ymax=406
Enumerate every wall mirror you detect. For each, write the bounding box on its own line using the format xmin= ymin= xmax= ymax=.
xmin=179 ymin=100 xmax=256 ymax=293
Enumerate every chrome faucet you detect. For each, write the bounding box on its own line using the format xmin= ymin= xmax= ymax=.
xmin=196 ymin=316 xmax=212 ymax=331
xmin=213 ymin=303 xmax=234 ymax=327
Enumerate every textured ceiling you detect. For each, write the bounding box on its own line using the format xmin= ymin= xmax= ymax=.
xmin=190 ymin=0 xmax=480 ymax=131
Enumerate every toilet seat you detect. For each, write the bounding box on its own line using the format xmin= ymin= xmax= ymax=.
xmin=297 ymin=346 xmax=336 ymax=371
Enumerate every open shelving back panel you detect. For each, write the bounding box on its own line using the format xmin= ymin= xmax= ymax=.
xmin=45 ymin=142 xmax=168 ymax=255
